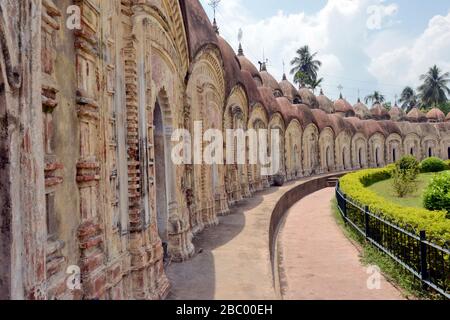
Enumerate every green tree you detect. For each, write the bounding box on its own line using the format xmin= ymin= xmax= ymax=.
xmin=391 ymin=156 xmax=420 ymax=198
xmin=418 ymin=65 xmax=450 ymax=108
xmin=308 ymin=78 xmax=323 ymax=93
xmin=290 ymin=45 xmax=322 ymax=87
xmin=399 ymin=86 xmax=418 ymax=112
xmin=364 ymin=91 xmax=385 ymax=105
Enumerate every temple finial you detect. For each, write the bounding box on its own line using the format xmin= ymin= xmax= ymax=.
xmin=338 ymin=84 xmax=343 ymax=99
xmin=258 ymin=60 xmax=267 ymax=72
xmin=209 ymin=0 xmax=221 ymax=34
xmin=237 ymin=28 xmax=243 ymax=55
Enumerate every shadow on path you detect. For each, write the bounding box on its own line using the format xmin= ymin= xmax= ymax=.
xmin=166 ymin=186 xmax=282 ymax=300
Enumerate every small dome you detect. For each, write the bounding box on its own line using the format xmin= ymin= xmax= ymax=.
xmin=237 ymin=54 xmax=260 ymax=79
xmin=406 ymin=107 xmax=427 ymax=123
xmin=389 ymin=105 xmax=405 ymax=121
xmin=353 ymin=99 xmax=371 ymax=119
xmin=298 ymin=86 xmax=319 ymax=109
xmin=316 ymin=89 xmax=335 ymax=114
xmin=260 ymin=70 xmax=283 ymax=97
xmin=334 ymin=94 xmax=354 ymax=117
xmin=371 ymin=103 xmax=390 ymax=120
xmin=279 ymin=76 xmax=301 ymax=103
xmin=426 ymin=108 xmax=445 ymax=122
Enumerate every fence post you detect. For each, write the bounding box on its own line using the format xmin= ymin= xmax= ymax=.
xmin=419 ymin=230 xmax=429 ymax=289
xmin=342 ymin=194 xmax=348 ymax=223
xmin=364 ymin=206 xmax=370 ymax=240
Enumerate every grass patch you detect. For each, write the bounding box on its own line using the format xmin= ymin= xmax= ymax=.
xmin=331 ymin=198 xmax=442 ymax=300
xmin=367 ymin=173 xmax=437 ymax=208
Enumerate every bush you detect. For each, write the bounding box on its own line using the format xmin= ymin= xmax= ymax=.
xmin=391 ymin=156 xmax=420 ymax=198
xmin=340 ymin=168 xmax=450 ymax=244
xmin=445 ymin=160 xmax=450 ymax=170
xmin=397 ymin=156 xmax=420 ymax=178
xmin=420 ymin=157 xmax=447 ymax=173
xmin=391 ymin=170 xmax=417 ymax=198
xmin=423 ymin=171 xmax=450 ymax=216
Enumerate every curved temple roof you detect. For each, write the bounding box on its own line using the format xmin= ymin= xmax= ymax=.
xmin=182 ymin=0 xmax=450 ymax=140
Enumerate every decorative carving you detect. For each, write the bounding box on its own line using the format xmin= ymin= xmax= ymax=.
xmin=0 ymin=5 xmax=21 ymax=89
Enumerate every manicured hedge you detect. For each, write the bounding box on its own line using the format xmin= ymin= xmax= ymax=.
xmin=420 ymin=157 xmax=447 ymax=173
xmin=340 ymin=168 xmax=450 ymax=244
xmin=446 ymin=160 xmax=450 ymax=170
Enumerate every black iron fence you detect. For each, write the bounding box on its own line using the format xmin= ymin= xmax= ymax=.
xmin=336 ymin=183 xmax=450 ymax=299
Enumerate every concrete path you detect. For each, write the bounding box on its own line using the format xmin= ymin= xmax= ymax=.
xmin=165 ymin=175 xmax=335 ymax=300
xmin=278 ymin=188 xmax=404 ymax=300
xmin=166 ymin=186 xmax=283 ymax=300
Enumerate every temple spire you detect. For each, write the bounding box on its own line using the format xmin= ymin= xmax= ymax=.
xmin=282 ymin=60 xmax=287 ymax=80
xmin=338 ymin=84 xmax=343 ymax=99
xmin=237 ymin=28 xmax=243 ymax=55
xmin=258 ymin=49 xmax=268 ymax=72
xmin=209 ymin=0 xmax=221 ymax=34
xmin=259 ymin=60 xmax=267 ymax=72
xmin=213 ymin=18 xmax=219 ymax=34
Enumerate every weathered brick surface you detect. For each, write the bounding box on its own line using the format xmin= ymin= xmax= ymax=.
xmin=1 ymin=0 xmax=450 ymax=300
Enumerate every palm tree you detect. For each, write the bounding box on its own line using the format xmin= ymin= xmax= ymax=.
xmin=399 ymin=86 xmax=418 ymax=112
xmin=290 ymin=45 xmax=322 ymax=86
xmin=308 ymin=78 xmax=323 ymax=93
xmin=418 ymin=65 xmax=450 ymax=108
xmin=364 ymin=91 xmax=385 ymax=105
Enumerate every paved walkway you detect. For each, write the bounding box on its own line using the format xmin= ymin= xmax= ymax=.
xmin=278 ymin=188 xmax=404 ymax=300
xmin=166 ymin=185 xmax=285 ymax=300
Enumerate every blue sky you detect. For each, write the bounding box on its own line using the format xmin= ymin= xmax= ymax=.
xmin=200 ymin=0 xmax=450 ymax=105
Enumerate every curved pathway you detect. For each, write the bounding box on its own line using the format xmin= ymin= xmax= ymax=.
xmin=166 ymin=174 xmax=339 ymax=300
xmin=278 ymin=188 xmax=404 ymax=300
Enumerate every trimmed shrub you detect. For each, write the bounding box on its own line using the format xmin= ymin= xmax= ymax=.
xmin=445 ymin=160 xmax=450 ymax=170
xmin=397 ymin=155 xmax=420 ymax=178
xmin=340 ymin=168 xmax=450 ymax=244
xmin=423 ymin=171 xmax=450 ymax=216
xmin=420 ymin=157 xmax=447 ymax=173
xmin=391 ymin=156 xmax=420 ymax=198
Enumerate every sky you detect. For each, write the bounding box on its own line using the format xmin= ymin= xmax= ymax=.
xmin=199 ymin=0 xmax=450 ymax=105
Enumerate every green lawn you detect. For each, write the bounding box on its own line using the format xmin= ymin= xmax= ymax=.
xmin=367 ymin=173 xmax=437 ymax=208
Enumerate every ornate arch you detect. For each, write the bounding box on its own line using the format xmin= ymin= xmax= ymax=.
xmin=223 ymin=84 xmax=250 ymax=203
xmin=285 ymin=119 xmax=303 ymax=179
xmin=422 ymin=135 xmax=439 ymax=159
xmin=335 ymin=130 xmax=352 ymax=171
xmin=248 ymin=104 xmax=269 ymax=129
xmin=403 ymin=133 xmax=421 ymax=160
xmin=369 ymin=133 xmax=386 ymax=167
xmin=223 ymin=85 xmax=249 ymax=130
xmin=385 ymin=133 xmax=403 ymax=164
xmin=319 ymin=127 xmax=335 ymax=173
xmin=351 ymin=133 xmax=368 ymax=169
xmin=302 ymin=124 xmax=319 ymax=176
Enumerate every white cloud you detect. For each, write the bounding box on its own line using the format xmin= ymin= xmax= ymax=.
xmin=199 ymin=0 xmax=450 ymax=103
xmin=368 ymin=11 xmax=450 ymax=88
